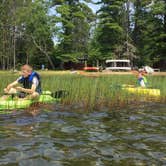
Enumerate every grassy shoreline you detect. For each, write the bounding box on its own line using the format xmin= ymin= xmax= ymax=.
xmin=0 ymin=71 xmax=165 ymax=110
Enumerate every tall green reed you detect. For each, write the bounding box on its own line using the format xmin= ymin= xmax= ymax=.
xmin=0 ymin=71 xmax=165 ymax=110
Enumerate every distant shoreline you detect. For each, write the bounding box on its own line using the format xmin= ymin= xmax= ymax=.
xmin=78 ymin=71 xmax=166 ymax=77
xmin=0 ymin=70 xmax=165 ymax=76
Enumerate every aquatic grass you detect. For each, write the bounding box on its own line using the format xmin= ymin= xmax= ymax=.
xmin=0 ymin=71 xmax=165 ymax=110
xmin=147 ymin=75 xmax=166 ymax=102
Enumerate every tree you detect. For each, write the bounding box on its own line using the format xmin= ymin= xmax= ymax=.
xmin=17 ymin=0 xmax=57 ymax=69
xmin=132 ymin=0 xmax=166 ymax=68
xmin=0 ymin=0 xmax=165 ymax=70
xmin=0 ymin=0 xmax=58 ymax=70
xmin=53 ymin=0 xmax=94 ymax=66
xmin=0 ymin=0 xmax=18 ymax=70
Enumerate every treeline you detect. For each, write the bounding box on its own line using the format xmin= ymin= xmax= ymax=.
xmin=0 ymin=0 xmax=165 ymax=70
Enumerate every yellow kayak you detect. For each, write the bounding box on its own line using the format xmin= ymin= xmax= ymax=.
xmin=122 ymin=85 xmax=160 ymax=97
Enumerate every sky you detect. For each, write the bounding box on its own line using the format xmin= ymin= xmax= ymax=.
xmin=49 ymin=0 xmax=101 ymax=15
xmin=84 ymin=0 xmax=101 ymax=13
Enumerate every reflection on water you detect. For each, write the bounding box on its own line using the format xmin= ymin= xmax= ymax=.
xmin=0 ymin=104 xmax=166 ymax=166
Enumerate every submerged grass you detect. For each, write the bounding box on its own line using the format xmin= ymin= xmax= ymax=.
xmin=0 ymin=71 xmax=165 ymax=110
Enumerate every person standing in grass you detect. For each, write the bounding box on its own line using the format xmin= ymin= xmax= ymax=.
xmin=4 ymin=64 xmax=42 ymax=99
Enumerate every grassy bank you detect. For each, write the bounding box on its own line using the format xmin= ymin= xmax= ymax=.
xmin=0 ymin=71 xmax=165 ymax=110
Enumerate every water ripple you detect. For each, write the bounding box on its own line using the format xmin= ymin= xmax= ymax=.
xmin=0 ymin=104 xmax=166 ymax=165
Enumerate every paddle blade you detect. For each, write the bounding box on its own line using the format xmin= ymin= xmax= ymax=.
xmin=51 ymin=90 xmax=69 ymax=98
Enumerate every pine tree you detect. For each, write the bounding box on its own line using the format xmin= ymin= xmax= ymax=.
xmin=94 ymin=0 xmax=126 ymax=60
xmin=133 ymin=0 xmax=166 ymax=68
xmin=54 ymin=0 xmax=94 ymax=64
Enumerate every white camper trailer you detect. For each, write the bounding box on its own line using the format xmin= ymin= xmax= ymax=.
xmin=105 ymin=59 xmax=131 ymax=71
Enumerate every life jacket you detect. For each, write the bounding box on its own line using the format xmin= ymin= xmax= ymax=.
xmin=143 ymin=76 xmax=148 ymax=85
xmin=18 ymin=71 xmax=42 ymax=94
xmin=138 ymin=76 xmax=148 ymax=87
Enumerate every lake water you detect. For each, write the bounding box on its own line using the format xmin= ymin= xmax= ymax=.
xmin=0 ymin=103 xmax=166 ymax=166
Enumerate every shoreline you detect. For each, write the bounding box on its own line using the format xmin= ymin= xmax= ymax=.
xmin=0 ymin=70 xmax=166 ymax=76
xmin=72 ymin=70 xmax=166 ymax=76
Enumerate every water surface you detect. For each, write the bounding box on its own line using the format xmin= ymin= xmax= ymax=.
xmin=0 ymin=103 xmax=166 ymax=166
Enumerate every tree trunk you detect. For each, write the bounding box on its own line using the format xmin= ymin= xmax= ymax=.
xmin=31 ymin=36 xmax=55 ymax=70
xmin=163 ymin=0 xmax=166 ymax=33
xmin=133 ymin=0 xmax=141 ymax=45
xmin=13 ymin=0 xmax=16 ymax=71
xmin=2 ymin=29 xmax=5 ymax=70
xmin=13 ymin=27 xmax=16 ymax=71
xmin=25 ymin=50 xmax=29 ymax=64
xmin=60 ymin=61 xmax=64 ymax=70
xmin=126 ymin=0 xmax=130 ymax=56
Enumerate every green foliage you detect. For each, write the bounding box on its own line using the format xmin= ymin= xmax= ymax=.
xmin=132 ymin=0 xmax=166 ymax=68
xmin=17 ymin=0 xmax=57 ymax=68
xmin=54 ymin=0 xmax=95 ymax=63
xmin=0 ymin=0 xmax=165 ymax=69
xmin=90 ymin=0 xmax=126 ymax=61
xmin=0 ymin=72 xmax=165 ymax=109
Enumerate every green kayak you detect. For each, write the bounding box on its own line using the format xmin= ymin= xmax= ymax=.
xmin=0 ymin=91 xmax=60 ymax=111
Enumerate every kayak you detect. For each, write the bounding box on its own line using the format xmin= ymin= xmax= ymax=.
xmin=121 ymin=85 xmax=160 ymax=97
xmin=0 ymin=91 xmax=60 ymax=111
